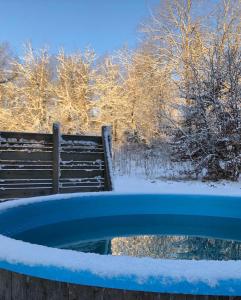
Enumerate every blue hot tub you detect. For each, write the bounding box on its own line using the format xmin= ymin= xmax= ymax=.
xmin=0 ymin=193 xmax=241 ymax=296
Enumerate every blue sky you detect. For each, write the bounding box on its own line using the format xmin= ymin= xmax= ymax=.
xmin=0 ymin=0 xmax=159 ymax=57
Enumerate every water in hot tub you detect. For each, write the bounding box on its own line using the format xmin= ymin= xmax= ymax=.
xmin=11 ymin=214 xmax=241 ymax=261
xmin=61 ymin=235 xmax=241 ymax=260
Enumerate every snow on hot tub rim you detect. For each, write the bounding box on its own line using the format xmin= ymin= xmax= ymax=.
xmin=1 ymin=233 xmax=241 ymax=296
xmin=0 ymin=192 xmax=241 ymax=295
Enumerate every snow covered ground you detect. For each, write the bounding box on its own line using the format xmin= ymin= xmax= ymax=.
xmin=114 ymin=176 xmax=241 ymax=196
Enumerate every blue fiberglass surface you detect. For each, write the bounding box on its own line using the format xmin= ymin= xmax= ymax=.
xmin=6 ymin=214 xmax=241 ymax=248
xmin=1 ymin=193 xmax=241 ymax=295
xmin=1 ymin=194 xmax=241 ymax=237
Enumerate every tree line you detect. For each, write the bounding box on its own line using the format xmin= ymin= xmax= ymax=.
xmin=0 ymin=0 xmax=240 ymax=180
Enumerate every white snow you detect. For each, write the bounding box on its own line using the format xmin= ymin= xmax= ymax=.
xmin=114 ymin=176 xmax=241 ymax=196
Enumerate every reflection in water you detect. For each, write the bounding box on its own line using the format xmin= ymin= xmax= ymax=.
xmin=62 ymin=235 xmax=241 ymax=260
xmin=64 ymin=239 xmax=111 ymax=254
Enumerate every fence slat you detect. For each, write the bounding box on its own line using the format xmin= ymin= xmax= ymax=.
xmin=1 ymin=165 xmax=52 ymax=170
xmin=102 ymin=126 xmax=113 ymax=191
xmin=59 ymin=186 xmax=104 ymax=193
xmin=60 ymin=169 xmax=104 ymax=179
xmin=0 ymin=269 xmax=11 ymax=300
xmin=0 ymin=188 xmax=52 ymax=198
xmin=0 ymin=131 xmax=52 ymax=142
xmin=0 ymin=169 xmax=52 ymax=179
xmin=52 ymin=123 xmax=61 ymax=194
xmin=61 ymin=152 xmax=104 ymax=162
xmin=62 ymin=134 xmax=102 ymax=144
xmin=0 ymin=151 xmax=52 ymax=161
xmin=61 ymin=182 xmax=104 ymax=187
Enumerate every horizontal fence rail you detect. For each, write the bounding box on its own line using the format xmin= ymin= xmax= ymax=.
xmin=0 ymin=123 xmax=113 ymax=200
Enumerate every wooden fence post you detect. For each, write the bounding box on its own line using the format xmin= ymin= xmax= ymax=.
xmin=52 ymin=123 xmax=61 ymax=194
xmin=102 ymin=126 xmax=113 ymax=191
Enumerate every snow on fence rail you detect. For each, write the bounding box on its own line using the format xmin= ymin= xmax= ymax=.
xmin=0 ymin=123 xmax=113 ymax=200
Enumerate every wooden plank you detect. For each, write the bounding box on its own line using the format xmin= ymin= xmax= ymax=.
xmin=0 ymin=182 xmax=52 ymax=188
xmin=68 ymin=284 xmax=106 ymax=300
xmin=0 ymin=145 xmax=52 ymax=151
xmin=102 ymin=126 xmax=113 ymax=191
xmin=61 ymin=152 xmax=104 ymax=162
xmin=60 ymin=177 xmax=104 ymax=181
xmin=60 ymin=178 xmax=105 ymax=187
xmin=0 ymin=179 xmax=52 ymax=183
xmin=0 ymin=169 xmax=52 ymax=179
xmin=60 ymin=186 xmax=104 ymax=193
xmin=61 ymin=160 xmax=104 ymax=165
xmin=0 ymin=151 xmax=52 ymax=161
xmin=0 ymin=269 xmax=11 ymax=300
xmin=61 ymin=166 xmax=104 ymax=171
xmin=12 ymin=271 xmax=69 ymax=300
xmin=61 ymin=144 xmax=103 ymax=149
xmin=61 ymin=160 xmax=104 ymax=166
xmin=60 ymin=184 xmax=104 ymax=189
xmin=61 ymin=147 xmax=103 ymax=153
xmin=0 ymin=160 xmax=52 ymax=166
xmin=0 ymin=187 xmax=52 ymax=199
xmin=172 ymin=294 xmax=189 ymax=300
xmin=61 ymin=160 xmax=104 ymax=164
xmin=102 ymin=288 xmax=127 ymax=300
xmin=1 ymin=165 xmax=52 ymax=170
xmin=60 ymin=169 xmax=104 ymax=179
xmin=11 ymin=272 xmax=28 ymax=300
xmin=0 ymin=141 xmax=52 ymax=146
xmin=0 ymin=131 xmax=52 ymax=143
xmin=60 ymin=182 xmax=104 ymax=187
xmin=26 ymin=276 xmax=68 ymax=300
xmin=62 ymin=134 xmax=102 ymax=144
xmin=52 ymin=123 xmax=60 ymax=194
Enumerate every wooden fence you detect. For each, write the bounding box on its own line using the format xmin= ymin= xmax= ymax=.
xmin=0 ymin=124 xmax=113 ymax=200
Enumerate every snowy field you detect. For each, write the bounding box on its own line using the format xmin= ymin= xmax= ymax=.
xmin=114 ymin=176 xmax=241 ymax=196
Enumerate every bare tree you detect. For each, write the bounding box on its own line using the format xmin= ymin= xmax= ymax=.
xmin=0 ymin=43 xmax=17 ymax=85
xmin=173 ymin=26 xmax=241 ymax=180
